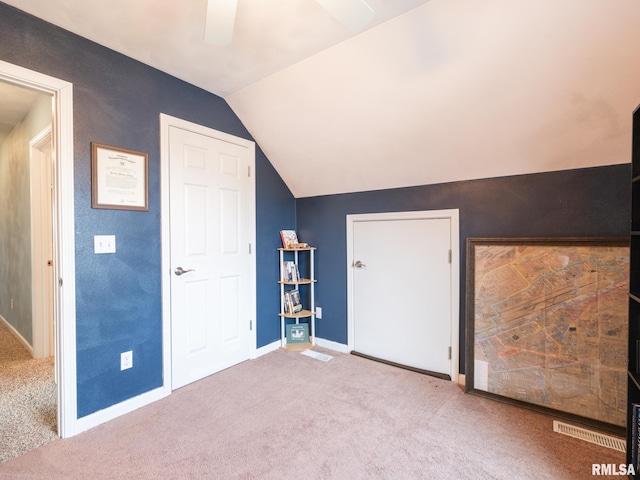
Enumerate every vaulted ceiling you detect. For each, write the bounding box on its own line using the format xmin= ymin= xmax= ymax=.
xmin=4 ymin=0 xmax=640 ymax=197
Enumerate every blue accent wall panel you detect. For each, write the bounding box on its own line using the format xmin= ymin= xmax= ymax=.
xmin=296 ymin=165 xmax=631 ymax=372
xmin=0 ymin=3 xmax=294 ymax=417
xmin=255 ymin=146 xmax=296 ymax=346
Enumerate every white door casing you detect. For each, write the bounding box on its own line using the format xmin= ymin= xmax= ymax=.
xmin=160 ymin=114 xmax=256 ymax=391
xmin=347 ymin=210 xmax=459 ymax=382
xmin=0 ymin=60 xmax=77 ymax=437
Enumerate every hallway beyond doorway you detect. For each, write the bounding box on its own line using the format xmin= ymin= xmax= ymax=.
xmin=0 ymin=319 xmax=56 ymax=463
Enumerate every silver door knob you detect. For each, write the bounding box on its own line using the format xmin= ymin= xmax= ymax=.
xmin=174 ymin=267 xmax=195 ymax=276
xmin=353 ymin=260 xmax=366 ymax=268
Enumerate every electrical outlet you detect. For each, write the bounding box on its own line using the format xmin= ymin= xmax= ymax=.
xmin=316 ymin=306 xmax=322 ymax=319
xmin=94 ymin=235 xmax=116 ymax=254
xmin=121 ymin=350 xmax=133 ymax=370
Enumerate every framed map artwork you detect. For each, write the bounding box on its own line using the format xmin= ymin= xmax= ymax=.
xmin=465 ymin=237 xmax=629 ymax=430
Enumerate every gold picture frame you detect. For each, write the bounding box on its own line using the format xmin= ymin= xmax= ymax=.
xmin=91 ymin=142 xmax=148 ymax=211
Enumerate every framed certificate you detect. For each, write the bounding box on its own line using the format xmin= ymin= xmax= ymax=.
xmin=91 ymin=142 xmax=148 ymax=211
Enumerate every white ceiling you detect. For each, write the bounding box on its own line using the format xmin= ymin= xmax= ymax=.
xmin=4 ymin=0 xmax=640 ymax=197
xmin=0 ymin=82 xmax=43 ymax=145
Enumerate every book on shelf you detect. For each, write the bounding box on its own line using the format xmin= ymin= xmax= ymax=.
xmin=283 ymin=289 xmax=302 ymax=314
xmin=284 ymin=291 xmax=293 ymax=314
xmin=280 ymin=230 xmax=299 ymax=249
xmin=289 ymin=288 xmax=302 ymax=313
xmin=283 ymin=261 xmax=299 ymax=282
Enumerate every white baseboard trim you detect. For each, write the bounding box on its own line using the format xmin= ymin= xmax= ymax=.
xmin=0 ymin=314 xmax=34 ymax=357
xmin=254 ymin=339 xmax=280 ymax=358
xmin=314 ymin=337 xmax=349 ymax=353
xmin=75 ymin=386 xmax=168 ymax=435
xmin=70 ymin=337 xmax=354 ymax=435
xmin=75 ymin=338 xmax=280 ymax=436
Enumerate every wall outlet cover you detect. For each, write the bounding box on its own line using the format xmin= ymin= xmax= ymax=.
xmin=120 ymin=350 xmax=133 ymax=370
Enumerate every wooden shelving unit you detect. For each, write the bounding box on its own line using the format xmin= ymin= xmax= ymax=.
xmin=278 ymin=247 xmax=316 ymax=349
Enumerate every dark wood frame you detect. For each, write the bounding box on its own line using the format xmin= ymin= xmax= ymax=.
xmin=91 ymin=142 xmax=148 ymax=211
xmin=465 ymin=237 xmax=629 ymax=435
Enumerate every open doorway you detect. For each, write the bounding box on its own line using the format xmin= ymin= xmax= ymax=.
xmin=0 ymin=59 xmax=77 ymax=450
xmin=0 ymin=83 xmax=57 ymax=461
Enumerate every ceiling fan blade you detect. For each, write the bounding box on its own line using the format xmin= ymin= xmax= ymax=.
xmin=315 ymin=0 xmax=375 ymax=33
xmin=204 ymin=0 xmax=238 ymax=46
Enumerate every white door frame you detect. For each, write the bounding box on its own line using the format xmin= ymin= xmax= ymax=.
xmin=0 ymin=60 xmax=77 ymax=437
xmin=30 ymin=126 xmax=54 ymax=359
xmin=160 ymin=113 xmax=257 ymax=393
xmin=346 ymin=209 xmax=460 ymax=382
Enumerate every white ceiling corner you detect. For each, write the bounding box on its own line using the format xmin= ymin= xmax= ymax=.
xmin=0 ymin=82 xmax=43 ymax=144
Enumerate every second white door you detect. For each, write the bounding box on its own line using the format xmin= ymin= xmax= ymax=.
xmin=351 ymin=216 xmax=453 ymax=376
xmin=169 ymin=124 xmax=254 ymax=390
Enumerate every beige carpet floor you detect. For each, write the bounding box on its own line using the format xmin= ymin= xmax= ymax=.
xmin=0 ymin=320 xmax=57 ymax=463
xmin=0 ymin=346 xmax=627 ymax=479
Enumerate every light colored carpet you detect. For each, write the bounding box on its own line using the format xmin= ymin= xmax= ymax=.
xmin=0 ymin=320 xmax=57 ymax=463
xmin=0 ymin=346 xmax=626 ymax=479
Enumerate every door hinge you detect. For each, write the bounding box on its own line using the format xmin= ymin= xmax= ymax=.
xmin=249 ymin=243 xmax=252 ymax=254
xmin=59 ymin=278 xmax=63 ymax=287
xmin=248 ymin=165 xmax=251 ymax=177
xmin=250 ymin=320 xmax=253 ymax=331
xmin=448 ymin=346 xmax=452 ymax=360
xmin=448 ymin=249 xmax=452 ymax=264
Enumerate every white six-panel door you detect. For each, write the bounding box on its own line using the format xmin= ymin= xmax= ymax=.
xmin=168 ymin=124 xmax=254 ymax=390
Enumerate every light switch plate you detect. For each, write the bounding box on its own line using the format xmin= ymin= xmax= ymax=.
xmin=94 ymin=235 xmax=116 ymax=254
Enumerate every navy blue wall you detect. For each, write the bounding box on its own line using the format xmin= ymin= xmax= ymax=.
xmin=296 ymin=165 xmax=631 ymax=372
xmin=0 ymin=1 xmax=631 ymax=413
xmin=256 ymin=153 xmax=296 ymax=346
xmin=0 ymin=3 xmax=294 ymax=417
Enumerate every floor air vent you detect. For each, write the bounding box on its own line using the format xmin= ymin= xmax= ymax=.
xmin=553 ymin=421 xmax=626 ymax=452
xmin=300 ymin=350 xmax=333 ymax=362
